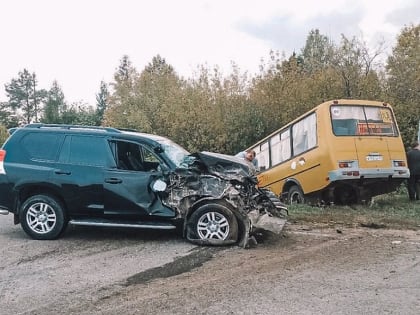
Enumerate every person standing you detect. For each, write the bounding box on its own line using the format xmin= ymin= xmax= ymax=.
xmin=407 ymin=141 xmax=420 ymax=201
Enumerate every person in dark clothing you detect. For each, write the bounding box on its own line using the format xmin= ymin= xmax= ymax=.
xmin=407 ymin=141 xmax=420 ymax=201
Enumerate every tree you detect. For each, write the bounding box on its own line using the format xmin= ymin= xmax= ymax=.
xmin=385 ymin=23 xmax=420 ymax=147
xmin=61 ymin=101 xmax=98 ymax=125
xmin=136 ymin=55 xmax=183 ymax=135
xmin=103 ymin=55 xmax=140 ymax=128
xmin=331 ymin=35 xmax=382 ymax=99
xmin=103 ymin=54 xmax=184 ymax=136
xmin=300 ymin=29 xmax=335 ymax=74
xmin=177 ymin=65 xmax=237 ymax=153
xmin=250 ymin=51 xmax=316 ymax=137
xmin=95 ymin=80 xmax=109 ymax=126
xmin=4 ymin=69 xmax=46 ymax=124
xmin=0 ymin=102 xmax=19 ymax=128
xmin=42 ymin=81 xmax=65 ymax=123
xmin=32 ymin=73 xmax=48 ymax=122
xmin=98 ymin=26 xmax=416 ymax=155
xmin=0 ymin=124 xmax=8 ymax=146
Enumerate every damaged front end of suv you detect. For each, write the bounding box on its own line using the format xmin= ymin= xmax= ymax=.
xmin=155 ymin=151 xmax=288 ymax=248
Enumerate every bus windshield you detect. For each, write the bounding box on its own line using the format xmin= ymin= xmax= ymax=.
xmin=331 ymin=105 xmax=398 ymax=136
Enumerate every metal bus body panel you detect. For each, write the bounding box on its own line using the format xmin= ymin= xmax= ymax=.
xmin=253 ymin=100 xmax=409 ymax=203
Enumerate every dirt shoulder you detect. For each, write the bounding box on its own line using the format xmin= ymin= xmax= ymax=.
xmin=17 ymin=223 xmax=418 ymax=315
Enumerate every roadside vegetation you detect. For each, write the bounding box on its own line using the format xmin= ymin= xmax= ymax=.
xmin=1 ymin=24 xmax=419 ymax=152
xmin=289 ymin=185 xmax=420 ymax=230
xmin=1 ymin=25 xmax=419 ymax=226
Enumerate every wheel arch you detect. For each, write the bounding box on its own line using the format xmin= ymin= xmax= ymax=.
xmin=282 ymin=178 xmax=304 ymax=197
xmin=183 ymin=197 xmax=246 ymax=246
xmin=185 ymin=197 xmax=235 ymax=220
xmin=15 ymin=184 xmax=67 ymax=218
xmin=19 ymin=193 xmax=68 ymax=240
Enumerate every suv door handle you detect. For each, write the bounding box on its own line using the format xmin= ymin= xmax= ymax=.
xmin=105 ymin=178 xmax=123 ymax=184
xmin=54 ymin=170 xmax=71 ymax=175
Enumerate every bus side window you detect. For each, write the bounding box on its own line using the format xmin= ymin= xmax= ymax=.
xmin=259 ymin=141 xmax=270 ymax=170
xmin=293 ymin=113 xmax=316 ymax=155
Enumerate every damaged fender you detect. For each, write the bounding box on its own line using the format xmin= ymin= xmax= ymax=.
xmin=155 ymin=151 xmax=288 ymax=248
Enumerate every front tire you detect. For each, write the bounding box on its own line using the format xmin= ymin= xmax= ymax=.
xmin=20 ymin=195 xmax=67 ymax=240
xmin=187 ymin=203 xmax=238 ymax=245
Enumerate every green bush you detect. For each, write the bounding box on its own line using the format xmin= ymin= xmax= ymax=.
xmin=288 ymin=189 xmax=420 ymax=230
xmin=0 ymin=125 xmax=8 ymax=146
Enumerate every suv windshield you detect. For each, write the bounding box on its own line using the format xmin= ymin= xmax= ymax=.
xmin=157 ymin=139 xmax=190 ymax=167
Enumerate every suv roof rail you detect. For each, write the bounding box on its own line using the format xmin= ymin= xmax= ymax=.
xmin=8 ymin=127 xmax=18 ymax=135
xmin=24 ymin=123 xmax=122 ymax=133
xmin=116 ymin=127 xmax=139 ymax=132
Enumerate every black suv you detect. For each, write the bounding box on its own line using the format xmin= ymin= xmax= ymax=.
xmin=0 ymin=124 xmax=287 ymax=246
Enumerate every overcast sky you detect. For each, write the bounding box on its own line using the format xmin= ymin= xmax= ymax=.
xmin=0 ymin=0 xmax=419 ymax=106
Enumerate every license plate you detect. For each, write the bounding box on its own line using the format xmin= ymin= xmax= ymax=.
xmin=366 ymin=155 xmax=383 ymax=161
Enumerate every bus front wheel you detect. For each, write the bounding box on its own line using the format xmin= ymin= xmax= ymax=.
xmin=288 ymin=186 xmax=305 ymax=204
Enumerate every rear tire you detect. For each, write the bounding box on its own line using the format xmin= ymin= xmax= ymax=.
xmin=20 ymin=195 xmax=67 ymax=240
xmin=288 ymin=186 xmax=305 ymax=204
xmin=187 ymin=203 xmax=238 ymax=245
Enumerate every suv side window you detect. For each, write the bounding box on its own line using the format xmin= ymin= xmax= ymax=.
xmin=143 ymin=147 xmax=160 ymax=164
xmin=113 ymin=140 xmax=161 ymax=171
xmin=22 ymin=132 xmax=62 ymax=161
xmin=59 ymin=135 xmax=109 ymax=166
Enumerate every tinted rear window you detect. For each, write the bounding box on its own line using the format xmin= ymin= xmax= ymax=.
xmin=59 ymin=135 xmax=109 ymax=166
xmin=21 ymin=132 xmax=62 ymax=161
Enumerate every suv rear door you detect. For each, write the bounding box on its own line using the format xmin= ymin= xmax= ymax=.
xmin=52 ymin=134 xmax=111 ymax=216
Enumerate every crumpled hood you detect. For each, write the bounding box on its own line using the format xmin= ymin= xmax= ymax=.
xmin=161 ymin=151 xmax=287 ymax=248
xmin=182 ymin=151 xmax=255 ymax=180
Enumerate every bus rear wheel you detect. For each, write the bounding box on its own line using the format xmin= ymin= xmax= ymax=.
xmin=288 ymin=186 xmax=304 ymax=204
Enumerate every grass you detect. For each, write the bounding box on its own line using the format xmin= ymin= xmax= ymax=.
xmin=288 ymin=189 xmax=420 ymax=230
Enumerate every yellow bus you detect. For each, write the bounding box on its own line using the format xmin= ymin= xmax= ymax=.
xmin=249 ymin=99 xmax=410 ymax=205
